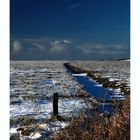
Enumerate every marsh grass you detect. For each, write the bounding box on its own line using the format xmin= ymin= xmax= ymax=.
xmin=52 ymin=96 xmax=130 ymax=140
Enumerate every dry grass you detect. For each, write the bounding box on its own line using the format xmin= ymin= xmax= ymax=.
xmin=52 ymin=96 xmax=130 ymax=140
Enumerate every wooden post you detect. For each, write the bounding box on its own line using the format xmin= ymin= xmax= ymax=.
xmin=53 ymin=93 xmax=58 ymax=117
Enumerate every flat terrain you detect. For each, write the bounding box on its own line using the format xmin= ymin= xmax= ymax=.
xmin=10 ymin=61 xmax=93 ymax=139
xmin=71 ymin=60 xmax=130 ymax=92
xmin=10 ymin=60 xmax=130 ymax=139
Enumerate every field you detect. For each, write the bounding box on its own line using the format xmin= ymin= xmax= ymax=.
xmin=10 ymin=61 xmax=130 ymax=140
xmin=70 ymin=60 xmax=130 ymax=94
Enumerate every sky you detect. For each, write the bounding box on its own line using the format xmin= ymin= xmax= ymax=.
xmin=10 ymin=0 xmax=130 ymax=60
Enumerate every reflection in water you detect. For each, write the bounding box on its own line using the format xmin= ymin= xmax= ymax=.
xmin=74 ymin=75 xmax=125 ymax=114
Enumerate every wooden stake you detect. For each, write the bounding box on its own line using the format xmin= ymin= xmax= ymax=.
xmin=53 ymin=93 xmax=58 ymax=117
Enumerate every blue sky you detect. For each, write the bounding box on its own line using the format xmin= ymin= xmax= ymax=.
xmin=10 ymin=0 xmax=130 ymax=60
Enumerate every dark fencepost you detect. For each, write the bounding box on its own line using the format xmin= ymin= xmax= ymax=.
xmin=53 ymin=93 xmax=58 ymax=117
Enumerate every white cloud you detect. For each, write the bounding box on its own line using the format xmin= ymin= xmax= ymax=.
xmin=12 ymin=41 xmax=22 ymax=53
xmin=82 ymin=49 xmax=92 ymax=54
xmin=54 ymin=40 xmax=60 ymax=44
xmin=50 ymin=41 xmax=65 ymax=53
xmin=20 ymin=38 xmax=49 ymax=50
xmin=53 ymin=39 xmax=71 ymax=45
xmin=29 ymin=42 xmax=45 ymax=50
xmin=49 ymin=39 xmax=72 ymax=53
xmin=64 ymin=39 xmax=72 ymax=44
xmin=114 ymin=44 xmax=124 ymax=49
xmin=17 ymin=38 xmax=72 ymax=52
xmin=79 ymin=43 xmax=129 ymax=56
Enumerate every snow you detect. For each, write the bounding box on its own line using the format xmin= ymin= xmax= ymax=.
xmin=72 ymin=73 xmax=87 ymax=76
xmin=10 ymin=61 xmax=91 ymax=139
xmin=10 ymin=101 xmax=53 ymax=118
xmin=10 ymin=128 xmax=17 ymax=134
xmin=71 ymin=61 xmax=130 ymax=85
xmin=29 ymin=132 xmax=42 ymax=139
xmin=94 ymin=84 xmax=102 ymax=87
xmin=10 ymin=61 xmax=130 ymax=109
xmin=10 ymin=61 xmax=130 ymax=139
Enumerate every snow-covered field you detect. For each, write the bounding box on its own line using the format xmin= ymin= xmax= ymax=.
xmin=71 ymin=60 xmax=130 ymax=88
xmin=10 ymin=61 xmax=92 ymax=139
xmin=10 ymin=60 xmax=130 ymax=139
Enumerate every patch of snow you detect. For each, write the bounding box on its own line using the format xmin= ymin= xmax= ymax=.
xmin=10 ymin=128 xmax=17 ymax=134
xmin=94 ymin=84 xmax=102 ymax=87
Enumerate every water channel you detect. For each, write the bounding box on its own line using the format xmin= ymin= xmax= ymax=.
xmin=73 ymin=74 xmax=126 ymax=114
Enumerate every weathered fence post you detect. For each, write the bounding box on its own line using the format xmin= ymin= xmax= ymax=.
xmin=53 ymin=93 xmax=58 ymax=117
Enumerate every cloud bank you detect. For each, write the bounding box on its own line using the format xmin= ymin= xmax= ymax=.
xmin=10 ymin=37 xmax=130 ymax=60
xmin=80 ymin=43 xmax=127 ymax=55
xmin=50 ymin=40 xmax=72 ymax=53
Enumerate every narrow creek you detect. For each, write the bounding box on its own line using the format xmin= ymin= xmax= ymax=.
xmin=64 ymin=64 xmax=126 ymax=114
xmin=73 ymin=75 xmax=125 ymax=114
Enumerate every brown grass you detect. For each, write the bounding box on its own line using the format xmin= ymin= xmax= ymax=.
xmin=52 ymin=96 xmax=130 ymax=140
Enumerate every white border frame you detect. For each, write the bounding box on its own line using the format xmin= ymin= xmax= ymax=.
xmin=0 ymin=0 xmax=9 ymax=139
xmin=0 ymin=0 xmax=140 ymax=139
